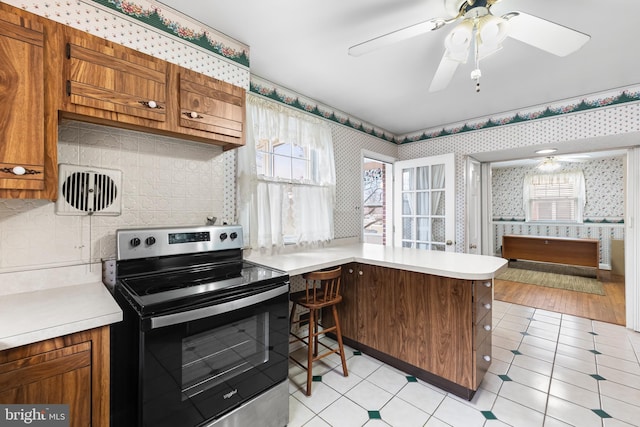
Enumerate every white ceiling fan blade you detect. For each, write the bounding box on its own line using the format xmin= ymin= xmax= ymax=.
xmin=348 ymin=18 xmax=447 ymax=57
xmin=504 ymin=11 xmax=590 ymax=57
xmin=429 ymin=54 xmax=462 ymax=92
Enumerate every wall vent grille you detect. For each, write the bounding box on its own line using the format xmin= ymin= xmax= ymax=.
xmin=55 ymin=164 xmax=122 ymax=216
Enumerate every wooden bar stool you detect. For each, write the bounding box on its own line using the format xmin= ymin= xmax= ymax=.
xmin=289 ymin=266 xmax=349 ymax=396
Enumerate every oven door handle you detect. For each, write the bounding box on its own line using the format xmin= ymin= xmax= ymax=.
xmin=149 ymin=283 xmax=289 ymax=330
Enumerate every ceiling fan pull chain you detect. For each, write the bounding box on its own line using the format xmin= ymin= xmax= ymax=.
xmin=471 ymin=20 xmax=482 ymax=92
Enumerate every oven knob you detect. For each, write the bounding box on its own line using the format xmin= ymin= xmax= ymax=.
xmin=145 ymin=236 xmax=156 ymax=246
xmin=220 ymin=232 xmax=228 ymax=241
xmin=230 ymin=232 xmax=238 ymax=240
xmin=130 ymin=237 xmax=141 ymax=247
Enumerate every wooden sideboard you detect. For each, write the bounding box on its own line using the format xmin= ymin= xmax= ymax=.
xmin=502 ymin=234 xmax=599 ymax=277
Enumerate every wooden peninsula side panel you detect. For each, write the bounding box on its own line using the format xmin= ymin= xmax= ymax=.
xmin=327 ymin=263 xmax=493 ymax=400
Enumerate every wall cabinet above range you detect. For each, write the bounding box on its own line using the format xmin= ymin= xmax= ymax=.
xmin=0 ymin=2 xmax=247 ymax=200
xmin=60 ymin=24 xmax=246 ymax=151
xmin=0 ymin=8 xmax=50 ymax=199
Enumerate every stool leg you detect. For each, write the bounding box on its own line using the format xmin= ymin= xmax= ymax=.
xmin=332 ymin=305 xmax=349 ymax=378
xmin=313 ymin=308 xmax=320 ymax=357
xmin=306 ymin=307 xmax=315 ymax=396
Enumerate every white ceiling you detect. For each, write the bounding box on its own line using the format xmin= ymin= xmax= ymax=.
xmin=156 ymin=0 xmax=640 ymax=137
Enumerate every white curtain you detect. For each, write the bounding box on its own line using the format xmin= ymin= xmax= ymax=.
xmin=523 ymin=171 xmax=586 ymax=222
xmin=237 ymin=94 xmax=335 ymax=251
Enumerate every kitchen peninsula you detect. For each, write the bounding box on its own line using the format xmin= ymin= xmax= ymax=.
xmin=247 ymin=242 xmax=507 ymax=400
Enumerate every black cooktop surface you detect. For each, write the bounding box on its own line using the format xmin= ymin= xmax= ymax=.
xmin=118 ymin=260 xmax=289 ymax=315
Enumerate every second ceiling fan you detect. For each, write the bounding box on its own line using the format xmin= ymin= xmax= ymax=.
xmin=348 ymin=0 xmax=590 ymax=92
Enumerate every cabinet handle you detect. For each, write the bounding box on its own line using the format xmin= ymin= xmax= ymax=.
xmin=484 ymin=303 xmax=491 ymax=310
xmin=348 ymin=269 xmax=353 ymax=274
xmin=139 ymin=100 xmax=163 ymax=109
xmin=1 ymin=166 xmax=42 ymax=176
xmin=483 ymin=324 xmax=491 ymax=331
xmin=358 ymin=271 xmax=363 ymax=276
xmin=484 ymin=282 xmax=491 ymax=288
xmin=184 ymin=111 xmax=203 ymax=119
xmin=483 ymin=355 xmax=491 ymax=362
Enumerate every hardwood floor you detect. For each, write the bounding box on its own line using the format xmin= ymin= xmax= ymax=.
xmin=494 ymin=270 xmax=626 ymax=325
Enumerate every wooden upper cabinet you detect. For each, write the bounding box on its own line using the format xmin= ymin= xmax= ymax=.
xmin=177 ymin=67 xmax=246 ymax=147
xmin=0 ymin=10 xmax=45 ymax=192
xmin=63 ymin=28 xmax=168 ymax=125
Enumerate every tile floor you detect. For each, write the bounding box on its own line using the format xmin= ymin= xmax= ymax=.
xmin=287 ymin=300 xmax=640 ymax=427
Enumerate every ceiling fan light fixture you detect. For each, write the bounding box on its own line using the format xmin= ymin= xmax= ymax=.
xmin=443 ymin=20 xmax=473 ymax=62
xmin=538 ymin=157 xmax=562 ymax=172
xmin=478 ymin=14 xmax=508 ymax=44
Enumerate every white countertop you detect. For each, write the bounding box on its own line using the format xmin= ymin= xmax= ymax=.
xmin=0 ymin=244 xmax=504 ymax=351
xmin=0 ymin=279 xmax=122 ymax=351
xmin=246 ymin=243 xmax=508 ymax=280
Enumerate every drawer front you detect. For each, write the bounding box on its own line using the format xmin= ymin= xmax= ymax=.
xmin=475 ymin=310 xmax=492 ymax=348
xmin=474 ymin=332 xmax=492 ymax=389
xmin=473 ymin=280 xmax=493 ymax=324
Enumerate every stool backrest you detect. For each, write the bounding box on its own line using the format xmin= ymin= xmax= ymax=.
xmin=302 ymin=266 xmax=342 ymax=304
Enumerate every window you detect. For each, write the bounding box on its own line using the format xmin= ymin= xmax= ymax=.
xmin=237 ymin=95 xmax=335 ymax=250
xmin=523 ymin=171 xmax=586 ymax=223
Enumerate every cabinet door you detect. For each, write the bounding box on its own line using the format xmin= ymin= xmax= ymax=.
xmin=178 ymin=67 xmax=245 ymax=145
xmin=0 ymin=342 xmax=92 ymax=427
xmin=65 ymin=30 xmax=167 ymax=123
xmin=0 ymin=11 xmax=45 ymax=191
xmin=357 ymin=264 xmax=396 ymax=351
xmin=337 ymin=263 xmax=359 ymax=340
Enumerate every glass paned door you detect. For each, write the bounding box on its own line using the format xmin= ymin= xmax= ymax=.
xmin=394 ymin=153 xmax=455 ymax=251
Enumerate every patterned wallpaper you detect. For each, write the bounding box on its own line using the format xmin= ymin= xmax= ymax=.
xmin=0 ymin=0 xmax=638 ymax=274
xmin=492 ymin=157 xmax=625 ymax=222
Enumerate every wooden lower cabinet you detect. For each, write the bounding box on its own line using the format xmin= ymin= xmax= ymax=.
xmin=329 ymin=263 xmax=492 ymax=400
xmin=0 ymin=326 xmax=110 ymax=427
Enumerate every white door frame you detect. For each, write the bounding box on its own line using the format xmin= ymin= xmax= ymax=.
xmin=465 ymin=156 xmax=482 ymax=254
xmin=626 ymin=147 xmax=640 ymax=331
xmin=361 ymin=150 xmax=397 ymax=245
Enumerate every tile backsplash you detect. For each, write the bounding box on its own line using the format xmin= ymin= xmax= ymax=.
xmin=0 ymin=120 xmax=228 ymax=272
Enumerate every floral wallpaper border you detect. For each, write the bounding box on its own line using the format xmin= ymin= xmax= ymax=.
xmin=400 ymin=89 xmax=640 ymax=144
xmin=250 ymin=77 xmax=640 ymax=145
xmin=92 ymin=0 xmax=249 ymax=67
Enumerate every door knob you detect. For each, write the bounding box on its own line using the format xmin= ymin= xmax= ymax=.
xmin=469 ymin=244 xmax=477 ymax=249
xmin=446 ymin=240 xmax=453 ymax=245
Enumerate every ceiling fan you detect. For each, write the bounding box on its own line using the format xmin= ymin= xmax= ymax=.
xmin=348 ymin=0 xmax=590 ymax=92
xmin=537 ymin=155 xmax=589 ymax=171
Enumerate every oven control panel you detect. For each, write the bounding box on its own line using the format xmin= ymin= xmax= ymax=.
xmin=116 ymin=225 xmax=244 ymax=260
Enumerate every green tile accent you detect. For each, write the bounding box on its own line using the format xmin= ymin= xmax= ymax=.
xmin=520 ymin=331 xmax=530 ymax=336
xmin=590 ymin=374 xmax=606 ymax=381
xmin=353 ymin=351 xmax=362 ymax=356
xmin=511 ymin=350 xmax=523 ymax=355
xmin=592 ymin=409 xmax=612 ymax=418
xmin=406 ymin=376 xmax=418 ymax=382
xmin=312 ymin=375 xmax=322 ymax=382
xmin=588 ymin=349 xmax=603 ymax=355
xmin=481 ymin=411 xmax=498 ymax=420
xmin=498 ymin=375 xmax=512 ymax=381
xmin=589 ymin=331 xmax=599 ymax=335
xmin=368 ymin=411 xmax=382 ymax=420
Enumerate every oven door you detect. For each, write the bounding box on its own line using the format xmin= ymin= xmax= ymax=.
xmin=139 ymin=283 xmax=289 ymax=427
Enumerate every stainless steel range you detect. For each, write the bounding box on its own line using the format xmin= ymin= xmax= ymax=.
xmin=110 ymin=225 xmax=290 ymax=427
